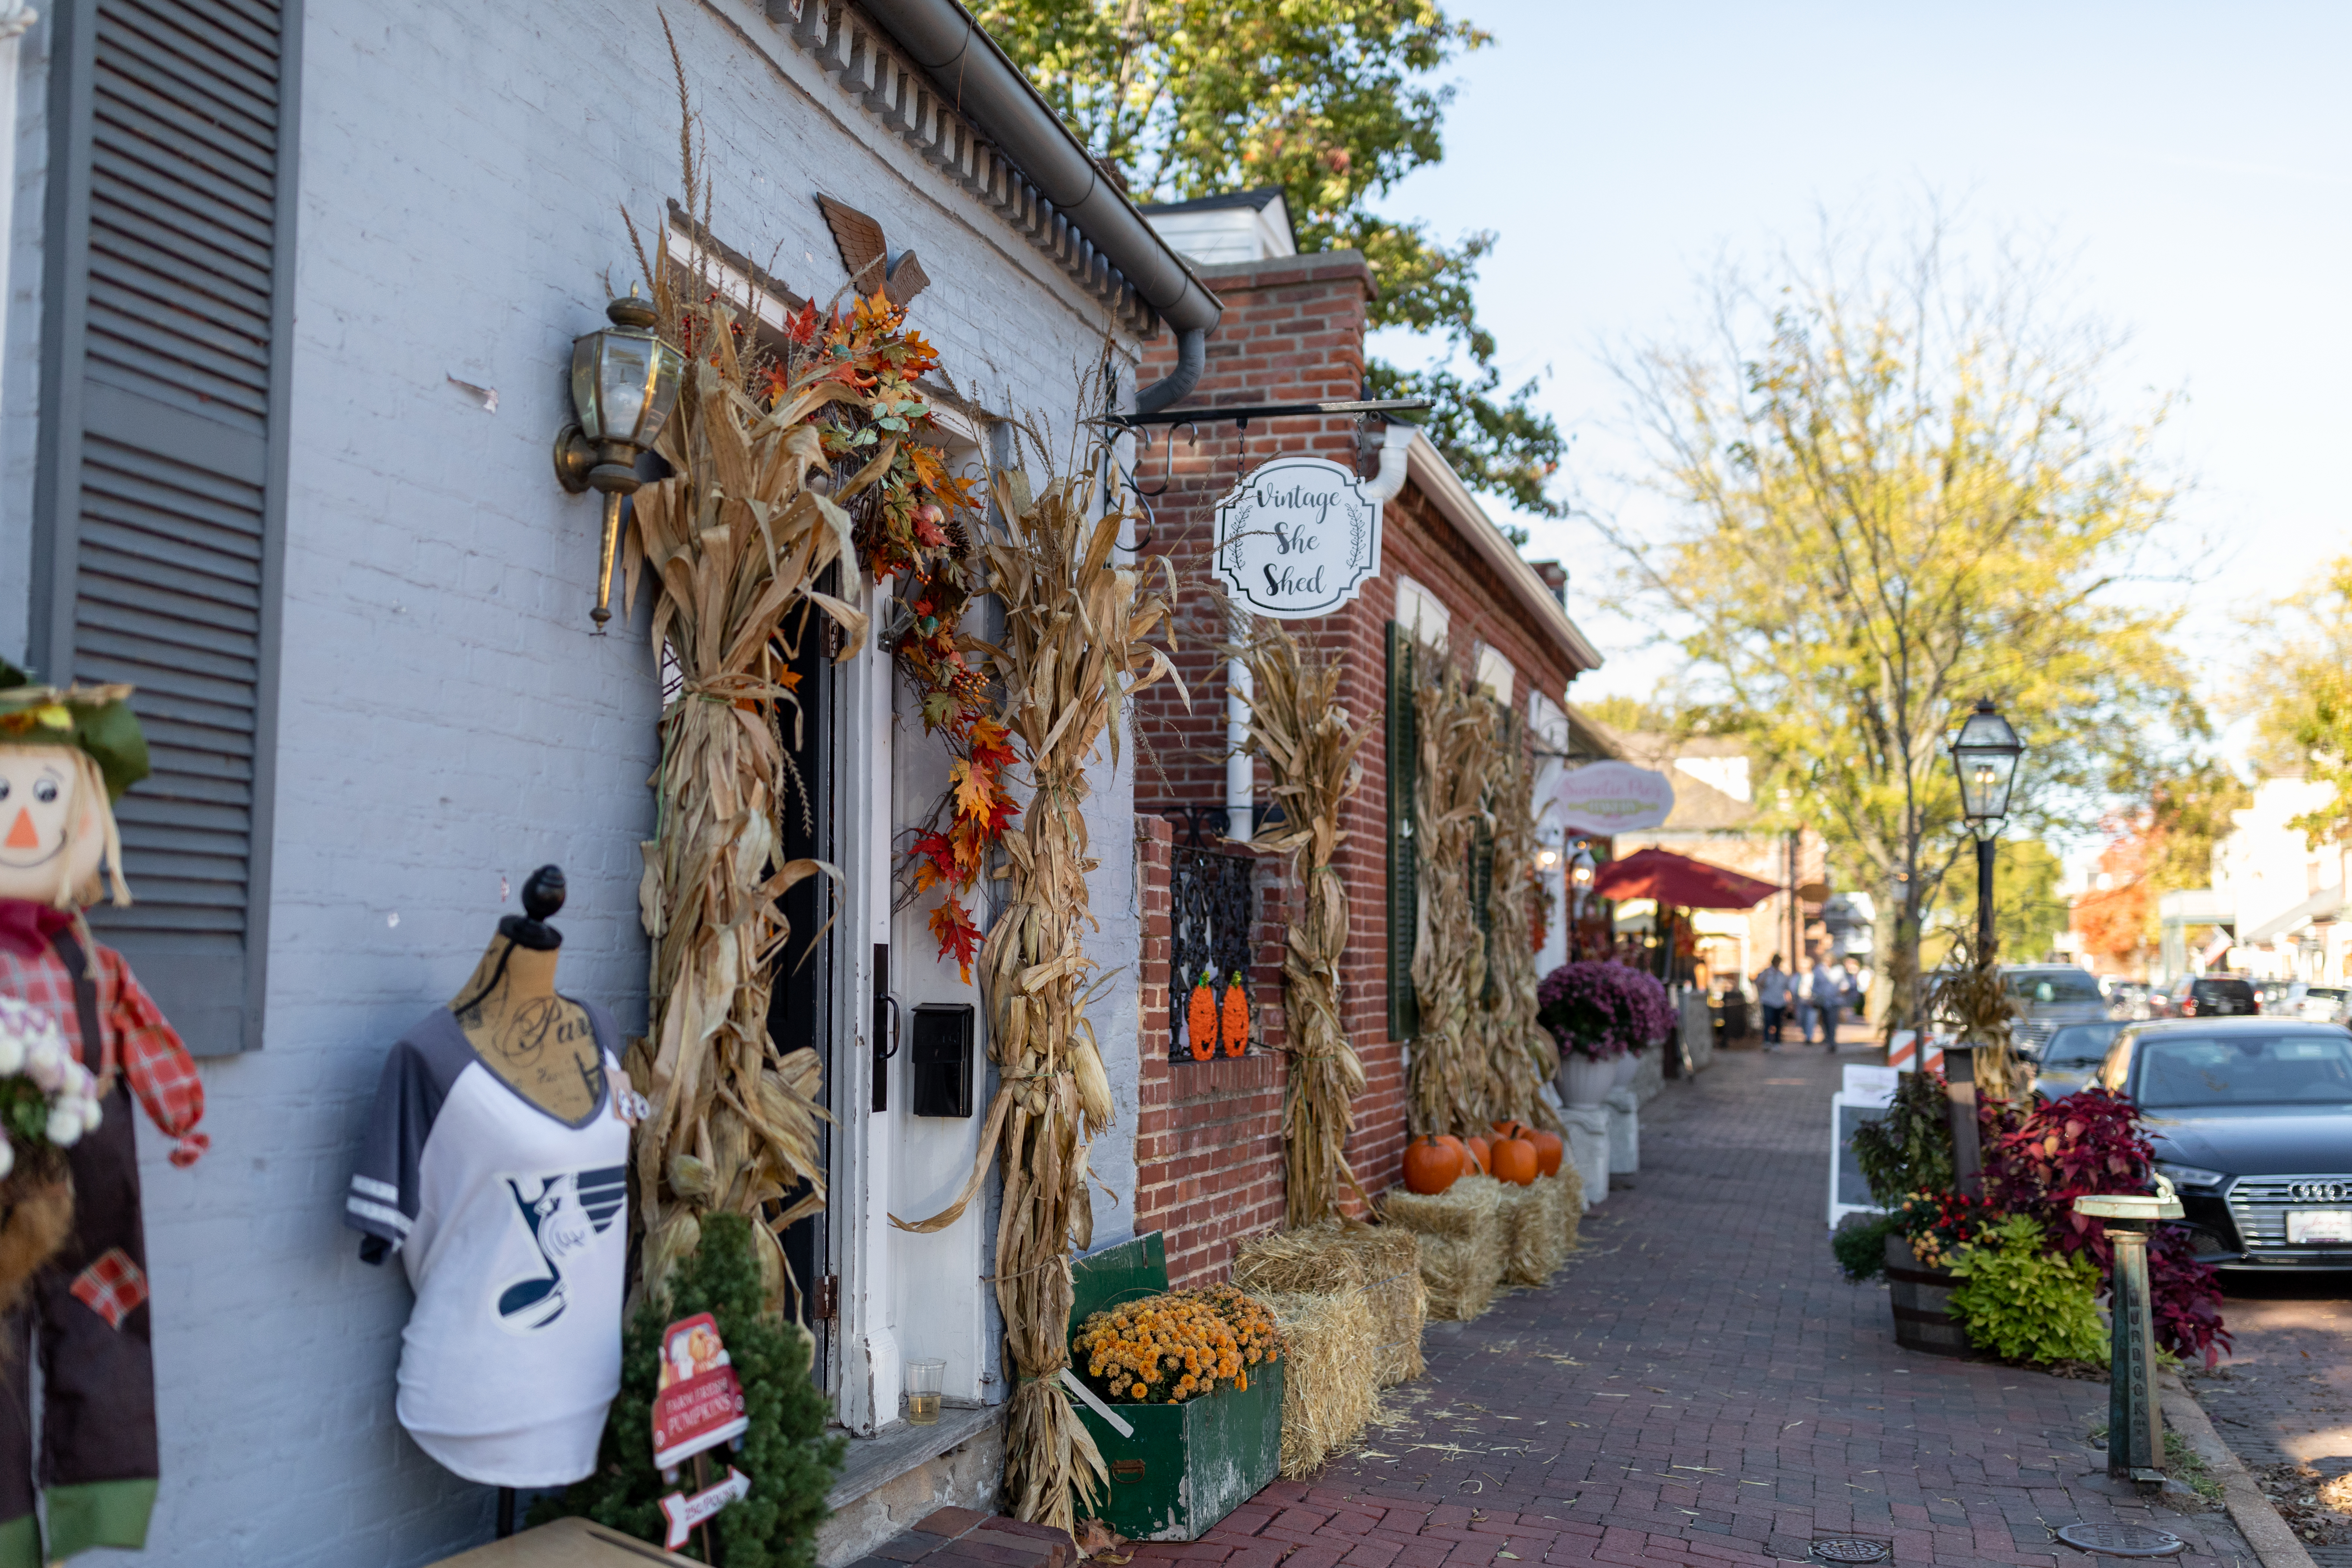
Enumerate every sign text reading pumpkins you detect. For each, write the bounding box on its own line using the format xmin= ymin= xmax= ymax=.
xmin=1213 ymin=456 xmax=1382 ymax=618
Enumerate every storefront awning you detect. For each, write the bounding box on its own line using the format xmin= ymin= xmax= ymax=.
xmin=2239 ymin=884 xmax=2346 ymax=946
xmin=1591 ymin=846 xmax=1781 ymax=910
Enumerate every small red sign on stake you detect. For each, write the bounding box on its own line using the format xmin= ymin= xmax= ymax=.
xmin=662 ymin=1465 xmax=752 ymax=1550
xmin=652 ymin=1312 xmax=750 ymax=1473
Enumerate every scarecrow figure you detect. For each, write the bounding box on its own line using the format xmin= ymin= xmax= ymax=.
xmin=0 ymin=661 xmax=207 ymax=1566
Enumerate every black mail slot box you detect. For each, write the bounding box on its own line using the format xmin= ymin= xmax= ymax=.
xmin=910 ymin=1003 xmax=975 ymax=1117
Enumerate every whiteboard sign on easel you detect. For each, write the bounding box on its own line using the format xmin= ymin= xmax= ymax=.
xmin=1212 ymin=456 xmax=1382 ymax=618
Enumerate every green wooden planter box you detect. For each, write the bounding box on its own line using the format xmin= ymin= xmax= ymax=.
xmin=1066 ymin=1233 xmax=1284 ymax=1542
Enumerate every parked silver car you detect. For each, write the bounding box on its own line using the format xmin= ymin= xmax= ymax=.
xmin=2003 ymin=964 xmax=2108 ymax=1059
xmin=2025 ymin=1020 xmax=2127 ymax=1100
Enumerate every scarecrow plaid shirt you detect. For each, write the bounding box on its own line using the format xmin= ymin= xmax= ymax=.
xmin=69 ymin=1247 xmax=148 ymax=1330
xmin=0 ymin=918 xmax=209 ymax=1168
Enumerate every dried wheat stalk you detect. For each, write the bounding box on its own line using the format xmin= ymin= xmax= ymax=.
xmin=1482 ymin=713 xmax=1560 ymax=1131
xmin=891 ymin=435 xmax=1179 ymax=1534
xmin=1408 ymin=646 xmax=1499 ymax=1136
xmin=1239 ymin=624 xmax=1373 ymax=1226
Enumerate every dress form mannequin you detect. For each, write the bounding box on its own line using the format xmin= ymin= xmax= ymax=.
xmin=345 ymin=863 xmax=635 ymax=1494
xmin=449 ymin=869 xmax=602 ymax=1125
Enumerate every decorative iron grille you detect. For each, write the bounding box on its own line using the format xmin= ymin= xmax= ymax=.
xmin=1169 ymin=843 xmax=1256 ymax=1060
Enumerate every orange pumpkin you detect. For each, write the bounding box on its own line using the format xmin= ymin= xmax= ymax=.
xmin=1464 ymin=1135 xmax=1492 ymax=1175
xmin=1491 ymin=1136 xmax=1539 ymax=1186
xmin=1491 ymin=1119 xmax=1531 ymax=1142
xmin=1185 ymin=980 xmax=1216 ymax=1062
xmin=1401 ymin=1135 xmax=1462 ymax=1195
xmin=1434 ymin=1134 xmax=1468 ymax=1173
xmin=1530 ymin=1130 xmax=1564 ymax=1177
xmin=1221 ymin=972 xmax=1249 ymax=1058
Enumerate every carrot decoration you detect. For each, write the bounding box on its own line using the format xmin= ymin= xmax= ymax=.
xmin=1186 ymin=978 xmax=1217 ymax=1061
xmin=1221 ymin=970 xmax=1250 ymax=1058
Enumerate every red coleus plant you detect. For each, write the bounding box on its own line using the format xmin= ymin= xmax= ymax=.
xmin=1983 ymin=1086 xmax=2231 ymax=1368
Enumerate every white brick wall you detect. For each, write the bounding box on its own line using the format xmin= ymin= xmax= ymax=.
xmin=1 ymin=1 xmax=1152 ymax=1561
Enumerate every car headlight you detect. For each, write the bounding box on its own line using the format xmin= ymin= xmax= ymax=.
xmin=2155 ymin=1161 xmax=2227 ymax=1191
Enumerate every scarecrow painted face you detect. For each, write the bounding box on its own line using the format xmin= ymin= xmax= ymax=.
xmin=0 ymin=746 xmax=105 ymax=904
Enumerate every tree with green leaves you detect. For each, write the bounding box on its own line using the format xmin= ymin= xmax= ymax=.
xmin=977 ymin=0 xmax=1566 ymax=523
xmin=1599 ymin=222 xmax=2195 ymax=1032
xmin=2248 ymin=556 xmax=2352 ymax=844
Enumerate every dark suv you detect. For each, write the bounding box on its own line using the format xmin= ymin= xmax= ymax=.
xmin=2166 ymin=974 xmax=2259 ymax=1018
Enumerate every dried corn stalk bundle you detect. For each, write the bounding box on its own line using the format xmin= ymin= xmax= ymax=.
xmin=1408 ymin=648 xmax=1498 ymax=1136
xmin=1925 ymin=929 xmax=2020 ymax=1100
xmin=1238 ymin=625 xmax=1373 ymax=1226
xmin=1482 ymin=714 xmax=1559 ymax=1133
xmin=621 ymin=221 xmax=876 ymax=1314
xmin=891 ymin=441 xmax=1179 ymax=1534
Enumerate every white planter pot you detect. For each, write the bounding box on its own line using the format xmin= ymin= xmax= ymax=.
xmin=1612 ymin=1052 xmax=1640 ymax=1091
xmin=1560 ymin=1054 xmax=1616 ymax=1108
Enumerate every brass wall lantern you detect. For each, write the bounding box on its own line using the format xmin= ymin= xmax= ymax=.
xmin=553 ymin=288 xmax=684 ymax=630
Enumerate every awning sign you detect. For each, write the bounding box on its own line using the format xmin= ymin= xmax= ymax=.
xmin=1212 ymin=456 xmax=1382 ymax=618
xmin=1552 ymin=761 xmax=1675 ymax=835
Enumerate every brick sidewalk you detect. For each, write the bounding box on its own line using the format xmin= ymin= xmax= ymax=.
xmin=850 ymin=1047 xmax=2260 ymax=1568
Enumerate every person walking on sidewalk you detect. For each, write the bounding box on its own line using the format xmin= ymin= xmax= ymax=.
xmin=1754 ymin=955 xmax=1791 ymax=1048
xmin=1809 ymin=954 xmax=1844 ymax=1048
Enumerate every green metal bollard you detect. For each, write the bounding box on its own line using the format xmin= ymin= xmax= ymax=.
xmin=2075 ymin=1177 xmax=2182 ymax=1491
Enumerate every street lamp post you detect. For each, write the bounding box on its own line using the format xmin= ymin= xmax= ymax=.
xmin=1947 ymin=698 xmax=2024 ymax=1198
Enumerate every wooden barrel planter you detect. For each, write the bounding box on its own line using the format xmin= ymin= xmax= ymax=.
xmin=1883 ymin=1233 xmax=1974 ymax=1357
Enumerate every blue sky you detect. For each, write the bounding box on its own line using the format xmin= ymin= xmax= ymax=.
xmin=1365 ymin=1 xmax=2352 ymax=745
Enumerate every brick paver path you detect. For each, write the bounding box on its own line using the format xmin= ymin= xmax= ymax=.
xmin=851 ymin=1042 xmax=2262 ymax=1568
xmin=2185 ymin=1275 xmax=2352 ymax=1564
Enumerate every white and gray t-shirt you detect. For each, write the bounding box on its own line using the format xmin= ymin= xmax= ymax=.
xmin=345 ymin=1004 xmax=630 ymax=1487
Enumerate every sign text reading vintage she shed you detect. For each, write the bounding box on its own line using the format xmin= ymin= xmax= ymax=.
xmin=1213 ymin=455 xmax=1382 ymax=618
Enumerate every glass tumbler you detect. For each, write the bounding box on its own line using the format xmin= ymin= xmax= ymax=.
xmin=906 ymin=1358 xmax=945 ymax=1426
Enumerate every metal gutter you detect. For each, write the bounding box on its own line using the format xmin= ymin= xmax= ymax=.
xmin=1403 ymin=435 xmax=1604 ymax=674
xmin=855 ymin=0 xmax=1221 ymax=410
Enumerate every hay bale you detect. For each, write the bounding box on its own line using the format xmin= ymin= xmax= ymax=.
xmin=1379 ymin=1175 xmax=1504 ymax=1322
xmin=1263 ymin=1288 xmax=1380 ymax=1477
xmin=1499 ymin=1175 xmax=1570 ymax=1286
xmin=1551 ymin=1164 xmax=1583 ymax=1255
xmin=1234 ymin=1222 xmax=1427 ymax=1387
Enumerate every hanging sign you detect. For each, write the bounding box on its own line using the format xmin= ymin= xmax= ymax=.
xmin=1212 ymin=456 xmax=1382 ymax=618
xmin=1552 ymin=761 xmax=1676 ymax=835
xmin=652 ymin=1312 xmax=750 ymax=1473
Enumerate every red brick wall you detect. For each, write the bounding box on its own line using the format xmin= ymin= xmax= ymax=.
xmin=1128 ymin=249 xmax=1592 ymax=1263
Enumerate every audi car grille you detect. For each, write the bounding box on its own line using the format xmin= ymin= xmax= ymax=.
xmin=2225 ymin=1175 xmax=2352 ymax=1253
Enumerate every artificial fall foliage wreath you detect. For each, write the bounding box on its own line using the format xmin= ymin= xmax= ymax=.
xmin=535 ymin=1213 xmax=845 ymax=1567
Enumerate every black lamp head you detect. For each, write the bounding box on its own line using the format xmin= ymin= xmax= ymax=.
xmin=499 ymin=863 xmax=567 ymax=950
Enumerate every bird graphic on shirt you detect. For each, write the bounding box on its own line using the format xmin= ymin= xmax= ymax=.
xmin=496 ymin=1164 xmax=626 ymax=1332
xmin=816 ymin=195 xmax=930 ymax=308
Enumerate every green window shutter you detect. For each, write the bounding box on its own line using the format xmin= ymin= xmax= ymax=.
xmin=29 ymin=0 xmax=304 ymax=1056
xmin=1385 ymin=621 xmax=1418 ymax=1040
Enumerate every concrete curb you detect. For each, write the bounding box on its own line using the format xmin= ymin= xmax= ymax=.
xmin=2160 ymin=1370 xmax=2317 ymax=1568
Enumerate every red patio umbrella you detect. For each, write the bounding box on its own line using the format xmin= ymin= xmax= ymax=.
xmin=1590 ymin=846 xmax=1781 ymax=910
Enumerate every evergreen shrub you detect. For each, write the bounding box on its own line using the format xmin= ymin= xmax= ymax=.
xmin=535 ymin=1212 xmax=846 ymax=1567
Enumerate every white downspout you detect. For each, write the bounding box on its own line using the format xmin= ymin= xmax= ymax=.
xmin=1360 ymin=421 xmax=1418 ymax=504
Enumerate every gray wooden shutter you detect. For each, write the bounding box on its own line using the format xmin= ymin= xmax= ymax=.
xmin=27 ymin=0 xmax=303 ymax=1055
xmin=1385 ymin=621 xmax=1418 ymax=1040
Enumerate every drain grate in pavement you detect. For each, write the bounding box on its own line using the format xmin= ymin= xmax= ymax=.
xmin=2054 ymin=1522 xmax=2187 ymax=1558
xmin=1811 ymin=1541 xmax=1890 ymax=1565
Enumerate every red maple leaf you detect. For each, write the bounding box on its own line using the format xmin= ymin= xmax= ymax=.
xmin=928 ymin=899 xmax=984 ymax=982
